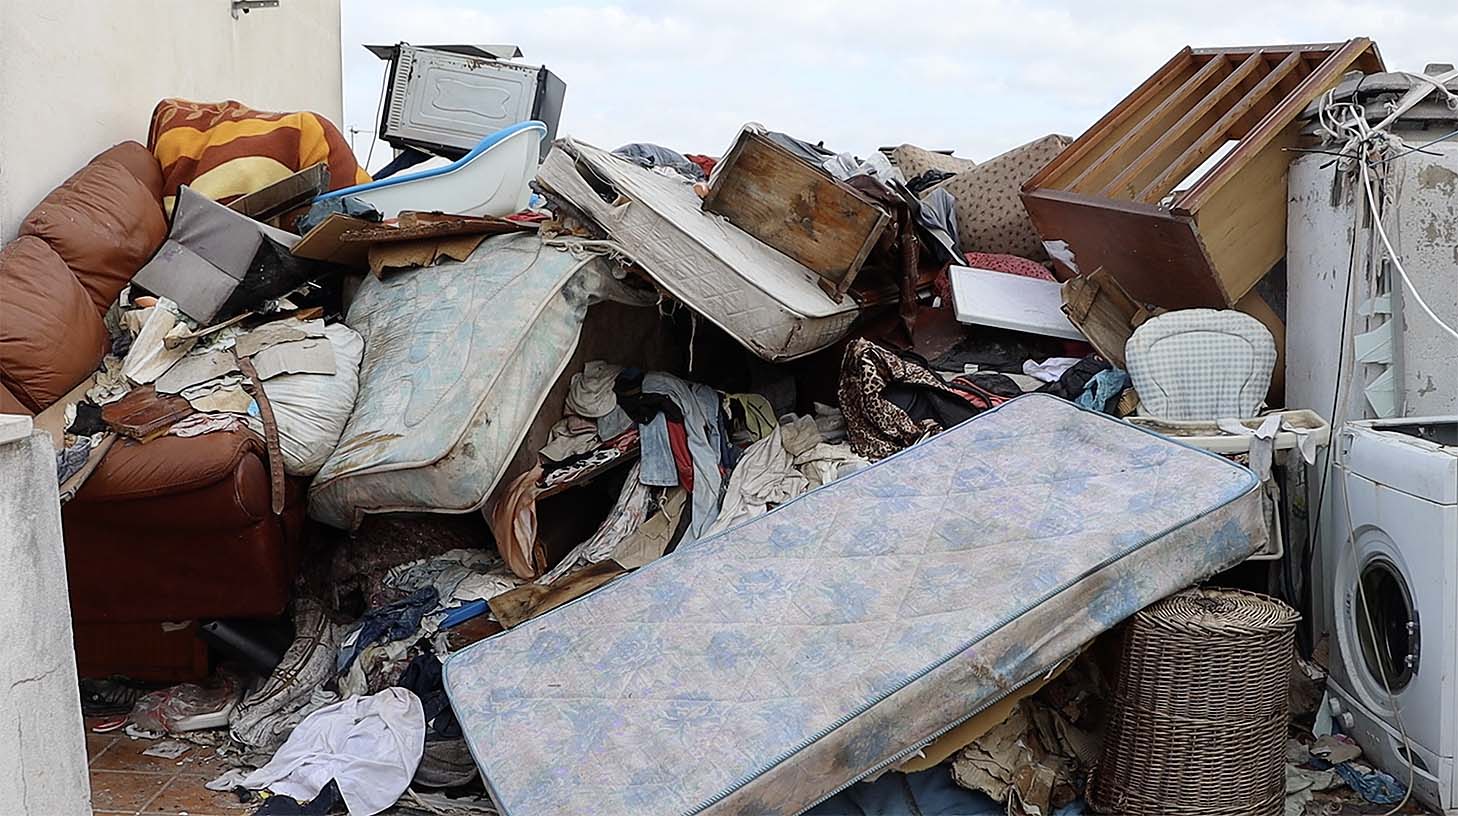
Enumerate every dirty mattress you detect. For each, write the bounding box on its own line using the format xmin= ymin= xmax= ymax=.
xmin=535 ymin=139 xmax=860 ymax=362
xmin=444 ymin=395 xmax=1265 ymax=815
xmin=308 ymin=234 xmax=609 ymax=529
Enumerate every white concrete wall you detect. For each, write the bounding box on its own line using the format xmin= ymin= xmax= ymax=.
xmin=0 ymin=421 xmax=89 ymax=816
xmin=0 ymin=0 xmax=344 ymax=241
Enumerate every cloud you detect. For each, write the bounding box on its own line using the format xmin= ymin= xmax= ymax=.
xmin=341 ymin=0 xmax=1458 ymax=170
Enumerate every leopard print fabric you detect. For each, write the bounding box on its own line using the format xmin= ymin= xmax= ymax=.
xmin=838 ymin=338 xmax=967 ymax=460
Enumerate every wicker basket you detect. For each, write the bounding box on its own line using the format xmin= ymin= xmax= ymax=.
xmin=1088 ymin=588 xmax=1300 ymax=816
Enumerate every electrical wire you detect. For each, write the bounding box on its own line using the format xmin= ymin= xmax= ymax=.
xmin=1299 ymin=165 xmax=1362 ymax=654
xmin=364 ymin=47 xmax=393 ymax=173
xmin=1375 ymin=127 xmax=1458 ymax=165
xmin=1314 ymin=90 xmax=1436 ymax=816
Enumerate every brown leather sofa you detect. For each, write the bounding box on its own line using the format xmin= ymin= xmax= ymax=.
xmin=0 ymin=142 xmax=305 ymax=680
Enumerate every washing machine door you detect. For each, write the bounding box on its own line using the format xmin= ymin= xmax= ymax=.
xmin=1330 ymin=473 xmax=1444 ymax=754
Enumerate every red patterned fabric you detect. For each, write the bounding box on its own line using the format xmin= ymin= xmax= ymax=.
xmin=963 ymin=252 xmax=1055 ymax=281
xmin=685 ymin=154 xmax=717 ymax=178
xmin=933 ymin=252 xmax=1055 ymax=304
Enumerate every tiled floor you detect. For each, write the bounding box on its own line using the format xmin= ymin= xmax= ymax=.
xmin=86 ymin=721 xmax=247 ymax=816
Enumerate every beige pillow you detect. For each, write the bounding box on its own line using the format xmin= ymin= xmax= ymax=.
xmin=890 ymin=144 xmax=976 ymax=180
xmin=928 ymin=134 xmax=1071 ymax=260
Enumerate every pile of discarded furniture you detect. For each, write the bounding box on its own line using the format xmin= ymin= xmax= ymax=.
xmin=3 ymin=36 xmax=1456 ymax=816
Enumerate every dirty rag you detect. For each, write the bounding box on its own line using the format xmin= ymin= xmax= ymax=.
xmin=231 ymin=601 xmax=341 ymax=752
xmin=383 ymin=548 xmax=520 ymax=607
xmin=487 ymin=465 xmax=546 ymax=580
xmin=337 ymin=588 xmax=439 ymax=675
xmin=565 ymin=360 xmax=623 ymax=418
xmin=170 ymin=412 xmax=259 ymax=438
xmin=232 ymin=688 xmax=425 ymax=816
xmin=56 ymin=437 xmax=94 ymax=484
xmin=540 ymin=415 xmax=600 ymax=462
xmin=709 ymin=425 xmax=809 ymax=535
xmin=1332 ymin=762 xmax=1406 ymax=806
xmin=541 ymin=461 xmax=653 ymax=583
xmin=613 ymin=488 xmax=688 ymax=569
xmin=1074 ymin=368 xmax=1129 ymax=415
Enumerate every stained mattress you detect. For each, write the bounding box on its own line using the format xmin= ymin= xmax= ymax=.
xmin=535 ymin=139 xmax=859 ymax=361
xmin=308 ymin=234 xmax=609 ymax=529
xmin=444 ymin=395 xmax=1265 ymax=815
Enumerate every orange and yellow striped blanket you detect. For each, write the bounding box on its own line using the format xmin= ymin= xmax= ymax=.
xmin=147 ymin=98 xmax=371 ymax=215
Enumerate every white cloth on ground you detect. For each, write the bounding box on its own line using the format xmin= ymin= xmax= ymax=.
xmin=1022 ymin=357 xmax=1081 ymax=383
xmin=383 ymin=548 xmax=521 ymax=605
xmin=235 ymin=688 xmax=425 ymax=816
xmin=777 ymin=414 xmax=821 ymax=456
xmin=170 ymin=412 xmax=262 ymax=438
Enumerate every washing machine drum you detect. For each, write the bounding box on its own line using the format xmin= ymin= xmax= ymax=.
xmin=1350 ymin=555 xmax=1420 ymax=693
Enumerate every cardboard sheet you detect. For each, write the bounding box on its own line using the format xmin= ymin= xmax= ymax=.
xmin=235 ymin=318 xmax=328 ymax=358
xmin=154 ymin=350 xmax=240 ymax=395
xmin=251 ymin=337 xmax=336 ymax=380
xmin=291 ymin=213 xmax=372 ymax=266
xmin=368 ymin=235 xmax=487 ymax=277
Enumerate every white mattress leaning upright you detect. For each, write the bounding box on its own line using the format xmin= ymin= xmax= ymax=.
xmin=309 ymin=233 xmax=613 ymax=529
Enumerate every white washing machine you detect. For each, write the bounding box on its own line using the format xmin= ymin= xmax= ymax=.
xmin=1326 ymin=417 xmax=1458 ymax=812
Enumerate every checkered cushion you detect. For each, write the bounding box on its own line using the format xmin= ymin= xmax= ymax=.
xmin=1126 ymin=309 xmax=1276 ymax=420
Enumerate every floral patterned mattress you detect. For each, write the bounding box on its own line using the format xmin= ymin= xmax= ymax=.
xmin=443 ymin=394 xmax=1265 ymax=815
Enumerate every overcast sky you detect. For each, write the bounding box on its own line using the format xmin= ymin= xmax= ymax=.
xmin=340 ymin=1 xmax=1458 ymax=173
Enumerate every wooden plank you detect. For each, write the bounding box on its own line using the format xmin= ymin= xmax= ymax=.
xmin=1188 ymin=126 xmax=1301 ymax=304
xmin=1061 ymin=268 xmax=1147 ymax=368
xmin=1139 ymin=49 xmax=1306 ymax=203
xmin=1021 ymin=188 xmax=1225 ymax=309
xmin=291 ymin=213 xmax=372 ymax=266
xmin=702 ymin=130 xmax=889 ymax=298
xmin=1188 ymin=42 xmax=1348 ymax=56
xmin=1099 ymin=51 xmax=1268 ymax=200
xmin=1179 ymin=37 xmax=1379 ymax=210
xmin=227 ymin=162 xmax=329 ymax=222
xmin=489 ymin=561 xmax=626 ymax=628
xmin=1028 ymin=48 xmax=1195 ymax=191
xmin=1236 ymin=288 xmax=1287 ymax=403
xmin=536 ymin=443 xmax=640 ymax=500
xmin=1066 ymin=55 xmax=1230 ymax=195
